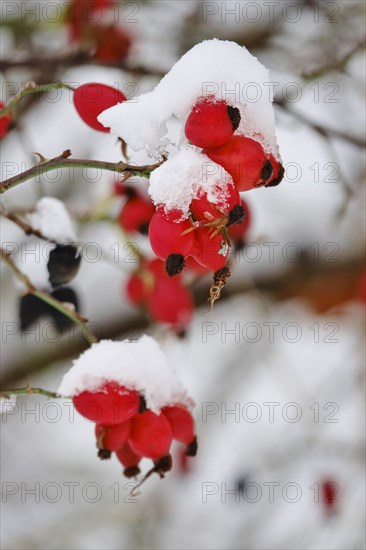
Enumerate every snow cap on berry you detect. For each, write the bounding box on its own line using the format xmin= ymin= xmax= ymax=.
xmin=98 ymin=39 xmax=280 ymax=158
xmin=149 ymin=148 xmax=234 ymax=221
xmin=58 ymin=336 xmax=194 ymax=413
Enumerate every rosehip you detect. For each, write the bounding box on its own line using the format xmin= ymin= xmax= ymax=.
xmin=95 ymin=421 xmax=131 ymax=452
xmin=73 ymin=83 xmax=126 ymax=132
xmin=147 ymin=278 xmax=194 ymax=330
xmin=116 ymin=443 xmax=141 ymax=478
xmin=0 ymin=102 xmax=12 ymax=139
xmin=192 ymin=228 xmax=229 ymax=272
xmin=162 ymin=406 xmax=196 ymax=445
xmin=148 ymin=211 xmax=195 ymax=276
xmin=128 ymin=410 xmax=173 ymax=460
xmin=72 ymin=382 xmax=140 ymax=425
xmin=190 ymin=182 xmax=243 ymax=227
xmin=205 ymin=135 xmax=273 ymax=191
xmin=93 ymin=24 xmax=132 ymax=63
xmin=322 ymin=480 xmax=338 ymax=512
xmin=185 ymin=96 xmax=241 ymax=149
xmin=118 ymin=196 xmax=155 ymax=235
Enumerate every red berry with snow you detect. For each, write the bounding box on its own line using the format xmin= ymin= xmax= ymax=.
xmin=129 ymin=410 xmax=173 ymax=460
xmin=116 ymin=443 xmax=141 ymax=478
xmin=72 ymin=382 xmax=140 ymax=425
xmin=73 ymin=83 xmax=126 ymax=132
xmin=118 ymin=195 xmax=155 ymax=235
xmin=185 ymin=96 xmax=241 ymax=149
xmin=95 ymin=421 xmax=131 ymax=452
xmin=205 ymin=135 xmax=273 ymax=191
xmin=148 ymin=211 xmax=195 ymax=276
xmin=190 ymin=181 xmax=242 ymax=226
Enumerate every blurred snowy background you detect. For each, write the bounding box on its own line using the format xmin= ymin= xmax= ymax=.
xmin=0 ymin=0 xmax=365 ymax=549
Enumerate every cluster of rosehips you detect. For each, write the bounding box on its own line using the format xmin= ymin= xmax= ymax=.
xmin=149 ymin=96 xmax=283 ymax=284
xmin=114 ymin=182 xmax=250 ymax=330
xmin=68 ymin=0 xmax=131 ymax=63
xmin=72 ymin=381 xmax=197 ymax=479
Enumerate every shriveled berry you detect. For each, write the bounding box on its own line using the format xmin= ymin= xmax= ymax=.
xmin=72 ymin=382 xmax=140 ymax=425
xmin=73 ymin=83 xmax=126 ymax=132
xmin=47 ymin=245 xmax=81 ymax=288
xmin=129 ymin=410 xmax=173 ymax=460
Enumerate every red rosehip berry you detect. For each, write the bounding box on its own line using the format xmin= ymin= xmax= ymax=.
xmin=190 ymin=182 xmax=244 ymax=228
xmin=162 ymin=406 xmax=196 ymax=445
xmin=265 ymin=154 xmax=285 ymax=188
xmin=128 ymin=410 xmax=173 ymax=460
xmin=93 ymin=24 xmax=132 ymax=63
xmin=185 ymin=96 xmax=241 ymax=149
xmin=204 ymin=135 xmax=273 ymax=191
xmin=118 ymin=195 xmax=155 ymax=235
xmin=147 ymin=278 xmax=194 ymax=330
xmin=116 ymin=443 xmax=141 ymax=477
xmin=0 ymin=102 xmax=12 ymax=139
xmin=322 ymin=480 xmax=338 ymax=512
xmin=191 ymin=228 xmax=229 ymax=272
xmin=125 ymin=273 xmax=150 ymax=305
xmin=73 ymin=83 xmax=126 ymax=132
xmin=95 ymin=421 xmax=131 ymax=452
xmin=148 ymin=211 xmax=195 ymax=276
xmin=72 ymin=382 xmax=140 ymax=425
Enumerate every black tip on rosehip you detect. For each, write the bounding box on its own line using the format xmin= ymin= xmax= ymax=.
xmin=186 ymin=437 xmax=198 ymax=457
xmin=124 ymin=466 xmax=140 ymax=478
xmin=154 ymin=454 xmax=173 ymax=475
xmin=261 ymin=159 xmax=273 ymax=182
xmin=213 ymin=266 xmax=231 ymax=284
xmin=227 ymin=205 xmax=245 ymax=227
xmin=165 ymin=254 xmax=185 ymax=276
xmin=98 ymin=449 xmax=112 ymax=460
xmin=139 ymin=395 xmax=147 ymax=413
xmin=19 ymin=293 xmax=46 ymax=331
xmin=265 ymin=163 xmax=285 ymax=187
xmin=124 ymin=186 xmax=137 ymax=199
xmin=47 ymin=244 xmax=81 ymax=288
xmin=227 ymin=106 xmax=241 ymax=131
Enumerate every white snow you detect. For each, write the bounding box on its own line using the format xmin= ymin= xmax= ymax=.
xmin=98 ymin=39 xmax=279 ymax=157
xmin=148 ymin=148 xmax=233 ymax=220
xmin=27 ymin=197 xmax=78 ymax=244
xmin=58 ymin=336 xmax=194 ymax=413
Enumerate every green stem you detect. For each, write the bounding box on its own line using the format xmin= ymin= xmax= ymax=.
xmin=0 ymin=82 xmax=75 ymax=117
xmin=0 ymin=386 xmax=67 ymax=400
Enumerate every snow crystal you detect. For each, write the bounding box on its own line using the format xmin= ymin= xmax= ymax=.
xmin=58 ymin=336 xmax=194 ymax=413
xmin=148 ymin=148 xmax=232 ymax=220
xmin=0 ymin=396 xmax=17 ymax=415
xmin=28 ymin=197 xmax=78 ymax=244
xmin=98 ymin=39 xmax=279 ymax=156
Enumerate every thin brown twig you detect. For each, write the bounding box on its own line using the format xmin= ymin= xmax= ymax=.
xmin=0 ymin=206 xmax=56 ymax=243
xmin=0 ymin=150 xmax=165 ymax=194
xmin=0 ymin=385 xmax=67 ymax=400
